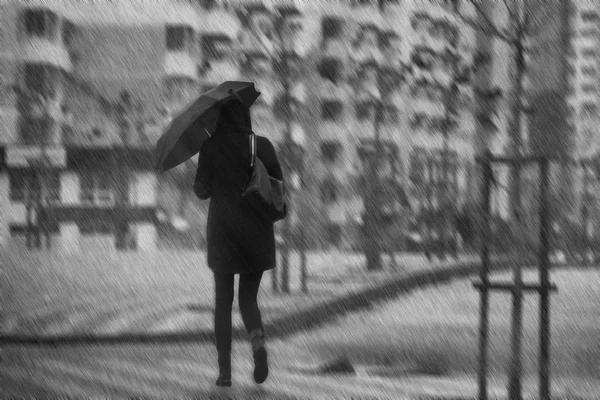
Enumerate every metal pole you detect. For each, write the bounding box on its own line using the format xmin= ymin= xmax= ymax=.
xmin=507 ymin=13 xmax=527 ymax=399
xmin=300 ymin=228 xmax=308 ymax=293
xmin=114 ymin=92 xmax=131 ymax=251
xmin=538 ymin=157 xmax=551 ymax=400
xmin=582 ymin=165 xmax=590 ymax=266
xmin=363 ymin=80 xmax=384 ymax=271
xmin=477 ymin=151 xmax=492 ymax=400
xmin=278 ymin=20 xmax=292 ymax=294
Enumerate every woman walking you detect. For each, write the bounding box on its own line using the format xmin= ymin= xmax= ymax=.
xmin=193 ymin=98 xmax=284 ymax=387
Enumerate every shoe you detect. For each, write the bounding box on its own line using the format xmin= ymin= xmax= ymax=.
xmin=216 ymin=352 xmax=231 ymax=387
xmin=250 ymin=329 xmax=268 ymax=384
xmin=215 ymin=375 xmax=232 ymax=387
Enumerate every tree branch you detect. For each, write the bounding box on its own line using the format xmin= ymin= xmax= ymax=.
xmin=452 ymin=0 xmax=515 ymax=47
xmin=456 ymin=14 xmax=515 ymax=46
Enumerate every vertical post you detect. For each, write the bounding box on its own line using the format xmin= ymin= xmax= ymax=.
xmin=508 ymin=163 xmax=525 ymax=400
xmin=581 ymin=163 xmax=589 ymax=266
xmin=277 ymin=16 xmax=292 ymax=294
xmin=363 ymin=95 xmax=384 ymax=271
xmin=300 ymin=227 xmax=308 ymax=293
xmin=507 ymin=24 xmax=527 ymax=399
xmin=477 ymin=151 xmax=492 ymax=400
xmin=115 ymin=92 xmax=131 ymax=251
xmin=538 ymin=157 xmax=551 ymax=400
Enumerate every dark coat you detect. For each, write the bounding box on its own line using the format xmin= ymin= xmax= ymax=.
xmin=194 ymin=127 xmax=284 ymax=275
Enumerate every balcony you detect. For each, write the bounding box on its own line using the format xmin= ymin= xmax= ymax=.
xmin=18 ymin=7 xmax=72 ymax=71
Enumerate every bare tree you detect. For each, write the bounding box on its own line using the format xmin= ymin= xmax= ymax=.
xmin=453 ymin=2 xmax=572 ymax=399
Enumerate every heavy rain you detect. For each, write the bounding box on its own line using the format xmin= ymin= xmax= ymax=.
xmin=1 ymin=0 xmax=599 ymax=399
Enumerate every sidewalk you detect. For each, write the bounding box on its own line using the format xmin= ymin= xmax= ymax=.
xmin=0 ymin=247 xmax=477 ymax=340
xmin=5 ymin=339 xmax=595 ymax=399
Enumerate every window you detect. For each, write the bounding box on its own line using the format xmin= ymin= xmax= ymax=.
xmin=201 ymin=35 xmax=230 ymax=61
xmin=80 ymin=172 xmax=114 ymax=205
xmin=320 ymin=140 xmax=342 ymax=163
xmin=9 ymin=170 xmax=59 ymax=202
xmin=411 ymin=48 xmax=436 ymax=70
xmin=318 ymin=58 xmax=341 ymax=83
xmin=579 ymin=27 xmax=598 ymax=37
xmin=198 ymin=0 xmax=217 ymax=9
xmin=355 ymin=27 xmax=379 ymax=48
xmin=22 ymin=9 xmax=58 ymax=39
xmin=581 ymin=83 xmax=597 ymax=93
xmin=409 ymin=150 xmax=426 ymax=183
xmin=321 ymin=179 xmax=338 ymax=203
xmin=321 ymin=100 xmax=343 ymax=120
xmin=62 ymin=21 xmax=76 ymax=47
xmin=382 ymin=105 xmax=399 ymax=124
xmin=355 ymin=102 xmax=376 ymax=120
xmin=9 ymin=170 xmax=32 ymax=202
xmin=166 ymin=25 xmax=193 ymax=51
xmin=322 ymin=17 xmax=343 ymax=40
xmin=411 ymin=12 xmax=430 ymax=32
xmin=581 ymin=66 xmax=597 ymax=77
xmin=581 ymin=48 xmax=597 ymax=58
xmin=581 ymin=11 xmax=599 ymax=24
xmin=379 ymin=31 xmax=391 ymax=49
xmin=410 ymin=113 xmax=428 ymax=130
xmin=580 ymin=103 xmax=598 ymax=118
xmin=352 ymin=0 xmax=376 ymax=5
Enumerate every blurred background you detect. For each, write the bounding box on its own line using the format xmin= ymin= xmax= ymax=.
xmin=0 ymin=0 xmax=597 ymax=262
xmin=2 ymin=1 xmax=600 ymax=398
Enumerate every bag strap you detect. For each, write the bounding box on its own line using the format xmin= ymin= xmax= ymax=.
xmin=249 ymin=133 xmax=256 ymax=168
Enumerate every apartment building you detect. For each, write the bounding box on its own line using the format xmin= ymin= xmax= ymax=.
xmin=0 ymin=0 xmax=503 ymax=251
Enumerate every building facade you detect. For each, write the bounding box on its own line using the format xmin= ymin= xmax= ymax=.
xmin=0 ymin=0 xmax=512 ymax=251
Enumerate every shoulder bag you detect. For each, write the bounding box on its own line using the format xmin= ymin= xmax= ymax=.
xmin=242 ymin=133 xmax=287 ymax=222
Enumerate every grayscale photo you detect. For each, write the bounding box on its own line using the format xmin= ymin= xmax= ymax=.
xmin=1 ymin=0 xmax=599 ymax=398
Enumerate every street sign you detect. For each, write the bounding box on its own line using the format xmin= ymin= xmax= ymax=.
xmin=6 ymin=146 xmax=66 ymax=168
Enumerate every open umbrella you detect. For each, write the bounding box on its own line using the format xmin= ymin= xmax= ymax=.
xmin=155 ymin=81 xmax=261 ymax=173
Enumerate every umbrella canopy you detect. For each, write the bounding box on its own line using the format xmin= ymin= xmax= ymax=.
xmin=155 ymin=81 xmax=261 ymax=173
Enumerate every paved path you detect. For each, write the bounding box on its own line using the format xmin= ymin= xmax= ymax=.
xmin=0 ymin=250 xmax=467 ymax=339
xmin=2 ymin=251 xmax=594 ymax=399
xmin=0 ymin=252 xmax=544 ymax=345
xmin=5 ymin=340 xmax=595 ymax=399
xmin=1 ymin=341 xmax=517 ymax=399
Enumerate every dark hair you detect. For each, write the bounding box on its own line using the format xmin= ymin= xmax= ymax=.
xmin=215 ymin=99 xmax=252 ymax=133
